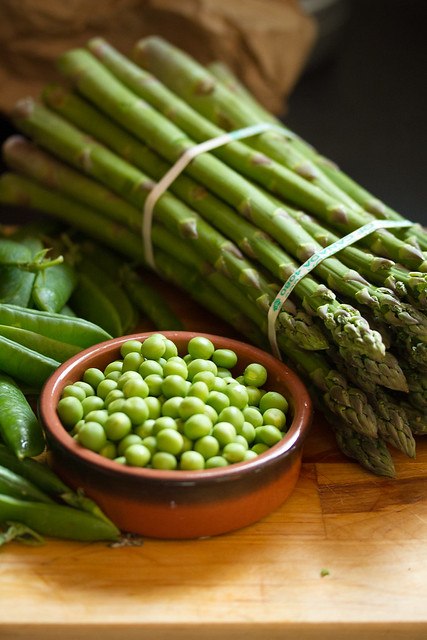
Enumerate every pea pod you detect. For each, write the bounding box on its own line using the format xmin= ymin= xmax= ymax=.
xmin=0 ymin=236 xmax=44 ymax=307
xmin=32 ymin=261 xmax=78 ymax=313
xmin=70 ymin=272 xmax=123 ymax=338
xmin=0 ymin=324 xmax=82 ymax=363
xmin=77 ymin=257 xmax=137 ymax=334
xmin=0 ymin=373 xmax=45 ymax=458
xmin=0 ymin=336 xmax=60 ymax=389
xmin=0 ymin=303 xmax=112 ymax=348
xmin=0 ymin=444 xmax=111 ymax=521
xmin=0 ymin=494 xmax=120 ymax=541
xmin=0 ymin=238 xmax=32 ymax=266
xmin=0 ymin=464 xmax=54 ymax=504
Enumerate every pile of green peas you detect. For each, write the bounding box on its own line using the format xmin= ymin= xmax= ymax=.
xmin=57 ymin=334 xmax=290 ymax=471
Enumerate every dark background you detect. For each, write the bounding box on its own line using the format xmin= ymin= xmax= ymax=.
xmin=0 ymin=0 xmax=426 ymax=225
xmin=285 ymin=0 xmax=427 ymax=224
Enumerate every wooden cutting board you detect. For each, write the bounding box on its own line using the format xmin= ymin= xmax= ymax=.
xmin=1 ymin=274 xmax=427 ymax=640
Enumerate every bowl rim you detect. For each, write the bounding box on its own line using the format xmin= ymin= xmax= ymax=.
xmin=40 ymin=331 xmax=312 ymax=485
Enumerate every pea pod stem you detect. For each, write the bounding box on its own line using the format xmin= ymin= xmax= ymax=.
xmin=0 ymin=521 xmax=45 ymax=547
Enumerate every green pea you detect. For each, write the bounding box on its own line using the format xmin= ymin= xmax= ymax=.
xmin=161 ymin=396 xmax=183 ymax=418
xmin=125 ymin=443 xmax=151 ymax=467
xmin=120 ymin=339 xmax=142 ymax=358
xmin=162 ymin=358 xmax=188 ymax=379
xmin=105 ymin=370 xmax=121 ymax=382
xmin=251 ymin=442 xmax=269 ymax=455
xmin=81 ymin=395 xmax=105 ymax=416
xmin=246 ymin=386 xmax=264 ymax=407
xmin=74 ymin=381 xmax=95 ymax=397
xmin=113 ymin=456 xmax=127 ymax=465
xmin=141 ymin=436 xmax=157 ymax=455
xmin=205 ymin=456 xmax=228 ymax=468
xmin=117 ymin=434 xmax=143 ymax=456
xmin=104 ymin=360 xmax=123 ymax=375
xmin=122 ymin=377 xmax=149 ymax=399
xmin=141 ymin=334 xmax=166 ymax=360
xmin=216 ymin=367 xmax=233 ymax=379
xmin=212 ymin=376 xmax=227 ymax=392
xmin=187 ymin=336 xmax=215 ymax=360
xmin=218 ymin=406 xmax=244 ymax=430
xmin=243 ymin=450 xmax=258 ymax=461
xmin=99 ymin=441 xmax=117 ymax=459
xmin=263 ymin=408 xmax=287 ymax=430
xmin=122 ymin=397 xmax=149 ymax=425
xmin=243 ymin=363 xmax=268 ymax=388
xmin=61 ymin=384 xmax=86 ymax=402
xmin=57 ymin=396 xmax=84 ymax=430
xmin=194 ymin=435 xmax=220 ymax=460
xmin=144 ymin=373 xmax=164 ymax=396
xmin=96 ymin=378 xmax=118 ymax=400
xmin=179 ymin=396 xmax=206 ymax=420
xmin=188 ymin=380 xmax=210 ymax=402
xmin=259 ymin=391 xmax=289 ymax=414
xmin=138 ymin=359 xmax=163 ymax=377
xmin=104 ymin=389 xmax=124 ymax=407
xmin=104 ymin=412 xmax=132 ymax=441
xmin=84 ymin=409 xmax=109 ymax=426
xmin=192 ymin=370 xmax=215 ymax=389
xmin=211 ymin=422 xmax=237 ymax=447
xmin=183 ymin=413 xmax=212 ymax=440
xmin=237 ymin=421 xmax=256 ymax=444
xmin=122 ymin=351 xmax=144 ymax=373
xmin=187 ymin=358 xmax=217 ymax=380
xmin=212 ymin=348 xmax=237 ymax=369
xmin=145 ymin=396 xmax=161 ymax=419
xmin=223 ymin=442 xmax=246 ymax=463
xmin=151 ymin=451 xmax=177 ymax=470
xmin=78 ymin=421 xmax=107 ymax=452
xmin=156 ymin=428 xmax=184 ymax=456
xmin=243 ymin=406 xmax=263 ymax=427
xmin=107 ymin=398 xmax=126 ymax=414
xmin=203 ymin=404 xmax=218 ymax=425
xmin=223 ymin=383 xmax=248 ymax=410
xmin=161 ymin=374 xmax=188 ymax=398
xmin=83 ymin=367 xmax=105 ymax=389
xmin=206 ymin=390 xmax=229 ymax=413
xmin=134 ymin=419 xmax=155 ymax=438
xmin=117 ymin=371 xmax=141 ymax=390
xmin=255 ymin=425 xmax=283 ymax=446
xmin=180 ymin=450 xmax=205 ymax=470
xmin=162 ymin=338 xmax=178 ymax=359
xmin=152 ymin=416 xmax=177 ymax=435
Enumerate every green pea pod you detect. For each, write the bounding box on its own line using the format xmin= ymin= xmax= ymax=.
xmin=0 ymin=373 xmax=45 ymax=458
xmin=0 ymin=444 xmax=111 ymax=522
xmin=0 ymin=238 xmax=32 ymax=266
xmin=0 ymin=336 xmax=60 ymax=389
xmin=0 ymin=303 xmax=112 ymax=348
xmin=0 ymin=494 xmax=120 ymax=541
xmin=0 ymin=464 xmax=54 ymax=504
xmin=0 ymin=238 xmax=43 ymax=307
xmin=0 ymin=325 xmax=82 ymax=363
xmin=59 ymin=304 xmax=77 ymax=317
xmin=32 ymin=261 xmax=78 ymax=313
xmin=70 ymin=272 xmax=123 ymax=338
xmin=77 ymin=258 xmax=137 ymax=334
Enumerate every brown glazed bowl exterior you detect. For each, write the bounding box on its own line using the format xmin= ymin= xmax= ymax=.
xmin=39 ymin=332 xmax=312 ymax=539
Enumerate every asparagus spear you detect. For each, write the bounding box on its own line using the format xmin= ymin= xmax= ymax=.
xmin=132 ymin=36 xmax=424 ymax=269
xmin=41 ymin=85 xmax=389 ymax=363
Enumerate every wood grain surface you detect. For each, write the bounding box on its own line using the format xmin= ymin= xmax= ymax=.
xmin=1 ymin=273 xmax=427 ymax=640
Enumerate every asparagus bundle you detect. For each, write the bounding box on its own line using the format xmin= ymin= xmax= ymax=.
xmin=1 ymin=37 xmax=426 ymax=477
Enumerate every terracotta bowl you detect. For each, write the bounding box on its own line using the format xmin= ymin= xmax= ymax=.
xmin=39 ymin=332 xmax=312 ymax=539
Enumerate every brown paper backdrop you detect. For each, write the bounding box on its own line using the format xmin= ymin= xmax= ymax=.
xmin=0 ymin=0 xmax=316 ymax=116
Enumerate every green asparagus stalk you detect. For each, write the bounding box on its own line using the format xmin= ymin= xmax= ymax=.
xmin=0 ymin=170 xmax=383 ymax=439
xmin=48 ymin=52 xmax=427 ymax=352
xmin=41 ymin=85 xmax=389 ymax=363
xmin=6 ymin=108 xmax=330 ymax=352
xmin=132 ymin=36 xmax=424 ymax=269
xmin=334 ymin=423 xmax=396 ymax=478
